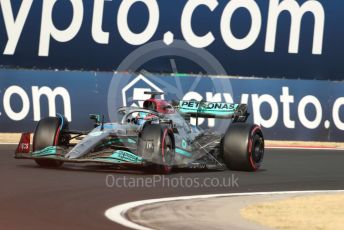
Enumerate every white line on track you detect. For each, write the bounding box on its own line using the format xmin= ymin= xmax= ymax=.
xmin=105 ymin=190 xmax=344 ymax=230
xmin=266 ymin=146 xmax=344 ymax=150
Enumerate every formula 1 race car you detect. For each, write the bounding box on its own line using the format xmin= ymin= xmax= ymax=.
xmin=15 ymin=92 xmax=264 ymax=173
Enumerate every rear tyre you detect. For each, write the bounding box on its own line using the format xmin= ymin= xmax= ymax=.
xmin=138 ymin=124 xmax=175 ymax=174
xmin=33 ymin=117 xmax=67 ymax=168
xmin=222 ymin=123 xmax=264 ymax=171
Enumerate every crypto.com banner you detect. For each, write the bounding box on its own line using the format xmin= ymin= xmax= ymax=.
xmin=0 ymin=69 xmax=344 ymax=142
xmin=0 ymin=0 xmax=343 ymax=80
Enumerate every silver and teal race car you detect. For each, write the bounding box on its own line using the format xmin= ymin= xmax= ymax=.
xmin=15 ymin=92 xmax=264 ymax=173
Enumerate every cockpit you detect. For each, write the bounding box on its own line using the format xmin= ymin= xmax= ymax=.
xmin=117 ymin=91 xmax=176 ymax=126
xmin=117 ymin=108 xmax=159 ymax=126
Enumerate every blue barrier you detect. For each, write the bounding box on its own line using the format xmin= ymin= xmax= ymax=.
xmin=0 ymin=0 xmax=343 ymax=80
xmin=0 ymin=69 xmax=343 ymax=141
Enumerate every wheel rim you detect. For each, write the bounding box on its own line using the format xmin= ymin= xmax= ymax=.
xmin=161 ymin=130 xmax=174 ymax=172
xmin=252 ymin=136 xmax=264 ymax=164
xmin=163 ymin=134 xmax=173 ymax=165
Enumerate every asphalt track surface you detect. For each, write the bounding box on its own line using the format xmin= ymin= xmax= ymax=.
xmin=1 ymin=144 xmax=344 ymax=230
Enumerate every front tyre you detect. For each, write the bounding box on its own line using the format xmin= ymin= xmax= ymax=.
xmin=222 ymin=123 xmax=264 ymax=171
xmin=33 ymin=117 xmax=68 ymax=168
xmin=138 ymin=124 xmax=175 ymax=174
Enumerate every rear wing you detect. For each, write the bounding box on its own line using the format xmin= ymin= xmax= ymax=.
xmin=178 ymin=100 xmax=249 ymax=122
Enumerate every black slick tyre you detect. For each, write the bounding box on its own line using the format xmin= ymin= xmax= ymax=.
xmin=138 ymin=124 xmax=175 ymax=174
xmin=222 ymin=123 xmax=264 ymax=171
xmin=33 ymin=117 xmax=66 ymax=168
